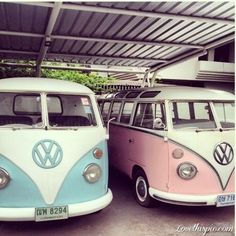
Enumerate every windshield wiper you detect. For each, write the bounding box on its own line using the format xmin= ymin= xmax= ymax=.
xmin=49 ymin=126 xmax=79 ymax=131
xmin=195 ymin=128 xmax=219 ymax=133
xmin=195 ymin=127 xmax=234 ymax=132
xmin=3 ymin=124 xmax=34 ymax=130
xmin=219 ymin=127 xmax=234 ymax=132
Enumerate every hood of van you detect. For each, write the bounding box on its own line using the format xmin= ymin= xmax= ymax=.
xmin=168 ymin=130 xmax=235 ymax=190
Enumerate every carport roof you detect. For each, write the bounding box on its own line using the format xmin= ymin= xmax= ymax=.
xmin=0 ymin=1 xmax=234 ymax=74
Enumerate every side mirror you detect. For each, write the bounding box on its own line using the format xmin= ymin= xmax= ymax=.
xmin=106 ymin=117 xmax=116 ymax=140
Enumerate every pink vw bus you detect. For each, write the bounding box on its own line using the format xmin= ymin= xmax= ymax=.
xmin=99 ymin=86 xmax=235 ymax=207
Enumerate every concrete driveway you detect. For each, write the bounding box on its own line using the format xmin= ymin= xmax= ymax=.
xmin=0 ymin=167 xmax=234 ymax=236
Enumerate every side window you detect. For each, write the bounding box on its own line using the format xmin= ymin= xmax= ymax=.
xmin=110 ymin=101 xmax=122 ymax=120
xmin=133 ymin=103 xmax=165 ymax=129
xmin=120 ymin=102 xmax=134 ymax=124
xmin=153 ymin=103 xmax=166 ymax=129
xmin=101 ymin=101 xmax=111 ymax=122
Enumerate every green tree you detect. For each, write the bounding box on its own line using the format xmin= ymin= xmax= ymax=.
xmin=0 ymin=66 xmax=34 ymax=78
xmin=0 ymin=61 xmax=115 ymax=93
xmin=41 ymin=69 xmax=115 ymax=93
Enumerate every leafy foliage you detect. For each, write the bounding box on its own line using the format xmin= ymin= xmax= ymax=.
xmin=0 ymin=66 xmax=35 ymax=79
xmin=41 ymin=69 xmax=115 ymax=93
xmin=0 ymin=61 xmax=115 ymax=93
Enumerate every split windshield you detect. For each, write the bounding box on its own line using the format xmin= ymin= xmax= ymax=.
xmin=213 ymin=102 xmax=235 ymax=129
xmin=47 ymin=94 xmax=96 ymax=127
xmin=170 ymin=101 xmax=235 ymax=130
xmin=0 ymin=92 xmax=96 ymax=128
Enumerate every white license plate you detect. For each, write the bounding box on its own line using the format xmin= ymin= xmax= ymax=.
xmin=216 ymin=194 xmax=235 ymax=207
xmin=35 ymin=205 xmax=68 ymax=222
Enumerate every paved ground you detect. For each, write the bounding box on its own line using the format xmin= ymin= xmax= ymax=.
xmin=0 ymin=167 xmax=234 ymax=236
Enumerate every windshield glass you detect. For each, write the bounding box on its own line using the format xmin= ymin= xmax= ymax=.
xmin=0 ymin=92 xmax=41 ymax=128
xmin=170 ymin=101 xmax=216 ymax=130
xmin=47 ymin=94 xmax=96 ymax=127
xmin=214 ymin=102 xmax=235 ymax=129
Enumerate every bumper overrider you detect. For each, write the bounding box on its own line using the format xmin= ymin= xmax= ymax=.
xmin=0 ymin=189 xmax=112 ymax=221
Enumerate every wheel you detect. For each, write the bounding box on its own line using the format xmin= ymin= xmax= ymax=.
xmin=133 ymin=169 xmax=153 ymax=207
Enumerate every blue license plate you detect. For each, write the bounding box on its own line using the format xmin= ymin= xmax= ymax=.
xmin=216 ymin=194 xmax=235 ymax=207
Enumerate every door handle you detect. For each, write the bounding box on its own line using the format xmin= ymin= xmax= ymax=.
xmin=128 ymin=138 xmax=135 ymax=143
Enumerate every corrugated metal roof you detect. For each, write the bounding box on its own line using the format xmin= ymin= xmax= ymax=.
xmin=0 ymin=1 xmax=234 ymax=73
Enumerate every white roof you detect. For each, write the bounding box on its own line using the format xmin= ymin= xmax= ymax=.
xmin=0 ymin=77 xmax=94 ymax=94
xmin=150 ymin=86 xmax=234 ymax=100
xmin=112 ymin=86 xmax=234 ymax=101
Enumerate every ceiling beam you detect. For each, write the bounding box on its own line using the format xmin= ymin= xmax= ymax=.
xmin=0 ymin=49 xmax=168 ymax=63
xmin=51 ymin=35 xmax=204 ymax=49
xmin=47 ymin=52 xmax=168 ymax=63
xmin=149 ymin=49 xmax=207 ymax=73
xmin=17 ymin=2 xmax=234 ymax=26
xmin=204 ymin=34 xmax=235 ymax=49
xmin=110 ymin=73 xmax=138 ymax=80
xmin=0 ymin=49 xmax=38 ymax=55
xmin=0 ymin=30 xmax=204 ymax=49
xmin=0 ymin=30 xmax=43 ymax=38
xmin=149 ymin=33 xmax=235 ymax=73
xmin=36 ymin=2 xmax=62 ymax=76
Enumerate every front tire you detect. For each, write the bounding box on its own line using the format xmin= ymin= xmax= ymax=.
xmin=133 ymin=169 xmax=153 ymax=207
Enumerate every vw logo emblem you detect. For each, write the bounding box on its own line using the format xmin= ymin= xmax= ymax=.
xmin=214 ymin=142 xmax=234 ymax=165
xmin=32 ymin=139 xmax=63 ymax=169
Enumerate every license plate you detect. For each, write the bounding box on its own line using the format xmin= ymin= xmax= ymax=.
xmin=216 ymin=194 xmax=235 ymax=207
xmin=35 ymin=205 xmax=68 ymax=222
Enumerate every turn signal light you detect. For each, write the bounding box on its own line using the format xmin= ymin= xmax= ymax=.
xmin=93 ymin=148 xmax=103 ymax=159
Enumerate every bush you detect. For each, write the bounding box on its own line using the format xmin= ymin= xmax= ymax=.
xmin=0 ymin=62 xmax=115 ymax=93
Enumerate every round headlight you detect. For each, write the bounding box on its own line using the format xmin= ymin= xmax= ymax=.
xmin=172 ymin=148 xmax=184 ymax=159
xmin=93 ymin=148 xmax=103 ymax=159
xmin=177 ymin=163 xmax=197 ymax=180
xmin=0 ymin=168 xmax=10 ymax=189
xmin=83 ymin=164 xmax=101 ymax=183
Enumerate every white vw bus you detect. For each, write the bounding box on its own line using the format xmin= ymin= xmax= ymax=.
xmin=99 ymin=86 xmax=234 ymax=207
xmin=0 ymin=77 xmax=112 ymax=221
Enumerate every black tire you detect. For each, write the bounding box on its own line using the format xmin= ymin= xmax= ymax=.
xmin=133 ymin=169 xmax=153 ymax=207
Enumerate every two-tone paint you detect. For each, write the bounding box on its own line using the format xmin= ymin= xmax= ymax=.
xmin=0 ymin=78 xmax=112 ymax=221
xmin=98 ymin=86 xmax=234 ymax=207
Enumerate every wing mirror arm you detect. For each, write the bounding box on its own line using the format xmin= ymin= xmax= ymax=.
xmin=105 ymin=117 xmax=116 ymax=140
xmin=163 ymin=127 xmax=168 ymax=142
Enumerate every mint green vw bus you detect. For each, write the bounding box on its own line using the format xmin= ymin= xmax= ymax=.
xmin=0 ymin=77 xmax=112 ymax=221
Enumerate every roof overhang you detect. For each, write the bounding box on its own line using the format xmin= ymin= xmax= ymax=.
xmin=0 ymin=1 xmax=234 ymax=82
